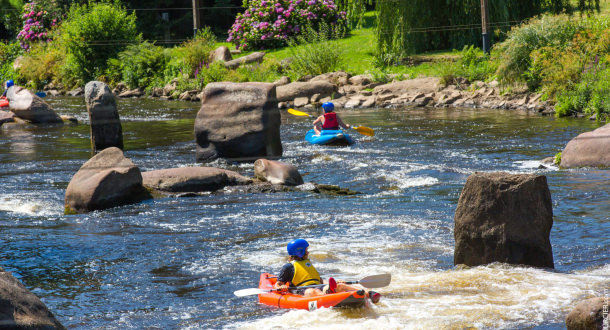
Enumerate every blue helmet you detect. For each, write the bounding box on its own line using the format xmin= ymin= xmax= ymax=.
xmin=322 ymin=102 xmax=334 ymax=113
xmin=6 ymin=80 xmax=14 ymax=89
xmin=287 ymin=238 xmax=309 ymax=258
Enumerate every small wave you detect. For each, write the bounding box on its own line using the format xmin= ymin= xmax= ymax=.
xmin=0 ymin=193 xmax=62 ymax=216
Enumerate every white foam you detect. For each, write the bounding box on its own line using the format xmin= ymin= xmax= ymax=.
xmin=0 ymin=193 xmax=62 ymax=216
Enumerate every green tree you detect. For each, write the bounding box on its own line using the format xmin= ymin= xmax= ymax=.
xmin=59 ymin=0 xmax=141 ymax=86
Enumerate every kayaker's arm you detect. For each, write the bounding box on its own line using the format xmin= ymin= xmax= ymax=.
xmin=312 ymin=115 xmax=324 ymax=135
xmin=337 ymin=117 xmax=351 ymax=129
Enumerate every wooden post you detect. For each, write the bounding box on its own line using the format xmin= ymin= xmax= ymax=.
xmin=192 ymin=0 xmax=201 ymax=36
xmin=480 ymin=0 xmax=490 ymax=54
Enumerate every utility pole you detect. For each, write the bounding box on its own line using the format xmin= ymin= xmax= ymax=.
xmin=480 ymin=0 xmax=490 ymax=54
xmin=192 ymin=0 xmax=201 ymax=36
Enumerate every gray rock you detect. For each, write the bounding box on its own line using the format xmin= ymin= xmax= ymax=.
xmin=195 ymin=82 xmax=282 ymax=162
xmin=565 ymin=297 xmax=605 ymax=330
xmin=0 ymin=267 xmax=65 ymax=329
xmin=67 ymin=87 xmax=84 ymax=96
xmin=7 ymin=86 xmax=63 ymax=124
xmin=118 ymin=88 xmax=144 ymax=98
xmin=273 ymin=76 xmax=291 ymax=87
xmin=560 ymin=123 xmax=610 ymax=168
xmin=210 ymin=46 xmax=233 ymax=63
xmin=85 ymin=81 xmax=123 ymax=153
xmin=0 ymin=110 xmax=15 ymax=126
xmin=293 ymin=96 xmax=309 ymax=108
xmin=224 ymin=52 xmax=265 ymax=69
xmin=373 ymin=77 xmax=440 ymax=96
xmin=310 ymin=71 xmax=351 ymax=86
xmin=142 ymin=167 xmax=251 ymax=192
xmin=254 ymin=159 xmax=304 ymax=186
xmin=454 ymin=172 xmax=554 ymax=268
xmin=276 ymin=81 xmax=336 ymax=102
xmin=65 ymin=147 xmax=151 ymax=213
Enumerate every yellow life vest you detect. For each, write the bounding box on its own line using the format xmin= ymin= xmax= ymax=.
xmin=291 ymin=259 xmax=322 ymax=287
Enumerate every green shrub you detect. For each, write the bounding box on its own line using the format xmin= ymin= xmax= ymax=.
xmin=554 ymin=152 xmax=561 ymax=165
xmin=0 ymin=41 xmax=22 ymax=84
xmin=17 ymin=41 xmax=65 ymax=90
xmin=107 ymin=41 xmax=167 ymax=89
xmin=493 ymin=15 xmax=581 ymax=85
xmin=287 ymin=23 xmax=346 ymax=78
xmin=58 ymin=0 xmax=140 ymax=86
xmin=180 ymin=27 xmax=217 ymax=77
xmin=555 ymin=66 xmax=610 ymax=120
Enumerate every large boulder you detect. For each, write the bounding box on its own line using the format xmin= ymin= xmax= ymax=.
xmin=454 ymin=172 xmax=554 ymax=268
xmin=560 ymin=123 xmax=610 ymax=168
xmin=194 ymin=82 xmax=282 ymax=162
xmin=142 ymin=167 xmax=252 ymax=192
xmin=254 ymin=159 xmax=304 ymax=186
xmin=65 ymin=147 xmax=151 ymax=213
xmin=565 ymin=297 xmax=605 ymax=330
xmin=276 ymin=81 xmax=336 ymax=102
xmin=6 ymin=86 xmax=63 ymax=124
xmin=85 ymin=81 xmax=124 ymax=153
xmin=0 ymin=267 xmax=65 ymax=329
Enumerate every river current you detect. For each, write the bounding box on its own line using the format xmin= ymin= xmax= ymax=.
xmin=1 ymin=97 xmax=608 ymax=329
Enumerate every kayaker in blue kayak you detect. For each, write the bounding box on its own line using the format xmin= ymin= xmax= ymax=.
xmin=312 ymin=102 xmax=351 ymax=135
xmin=1 ymin=80 xmax=14 ymax=98
xmin=274 ymin=238 xmax=381 ymax=303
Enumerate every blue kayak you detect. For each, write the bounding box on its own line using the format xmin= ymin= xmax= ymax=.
xmin=305 ymin=129 xmax=353 ymax=146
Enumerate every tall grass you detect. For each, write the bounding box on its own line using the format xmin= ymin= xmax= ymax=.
xmin=287 ymin=23 xmax=347 ymax=79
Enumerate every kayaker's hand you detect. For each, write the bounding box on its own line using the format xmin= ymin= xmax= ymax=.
xmin=337 ymin=279 xmax=346 ymax=284
xmin=277 ymin=284 xmax=289 ymax=292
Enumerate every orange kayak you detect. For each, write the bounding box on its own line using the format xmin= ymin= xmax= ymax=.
xmin=258 ymin=273 xmax=368 ymax=310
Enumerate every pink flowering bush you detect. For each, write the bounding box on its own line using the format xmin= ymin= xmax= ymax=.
xmin=17 ymin=1 xmax=62 ymax=50
xmin=227 ymin=0 xmax=347 ymax=51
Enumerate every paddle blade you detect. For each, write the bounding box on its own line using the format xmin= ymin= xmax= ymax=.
xmin=353 ymin=126 xmax=374 ymax=136
xmin=287 ymin=108 xmax=313 ymax=117
xmin=233 ymin=288 xmax=268 ymax=297
xmin=356 ymin=273 xmax=391 ymax=288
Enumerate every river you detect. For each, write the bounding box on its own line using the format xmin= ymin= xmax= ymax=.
xmin=1 ymin=97 xmax=608 ymax=329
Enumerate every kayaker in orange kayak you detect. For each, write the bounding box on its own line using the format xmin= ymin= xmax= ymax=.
xmin=274 ymin=238 xmax=381 ymax=303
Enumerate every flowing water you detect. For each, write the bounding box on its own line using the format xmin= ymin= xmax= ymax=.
xmin=0 ymin=97 xmax=608 ymax=329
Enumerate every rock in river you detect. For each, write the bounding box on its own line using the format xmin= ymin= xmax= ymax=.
xmin=65 ymin=147 xmax=151 ymax=213
xmin=0 ymin=266 xmax=65 ymax=329
xmin=454 ymin=172 xmax=554 ymax=268
xmin=194 ymin=82 xmax=282 ymax=162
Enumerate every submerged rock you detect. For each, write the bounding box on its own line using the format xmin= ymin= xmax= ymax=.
xmin=454 ymin=172 xmax=554 ymax=268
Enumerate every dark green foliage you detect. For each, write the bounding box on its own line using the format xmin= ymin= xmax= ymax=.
xmin=375 ymin=0 xmax=600 ymax=62
xmin=59 ymin=0 xmax=141 ymax=86
xmin=107 ymin=41 xmax=168 ymax=89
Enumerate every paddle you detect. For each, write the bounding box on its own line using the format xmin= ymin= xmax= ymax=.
xmin=234 ymin=273 xmax=391 ymax=297
xmin=287 ymin=108 xmax=375 ymax=137
xmin=35 ymin=91 xmax=46 ymax=98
